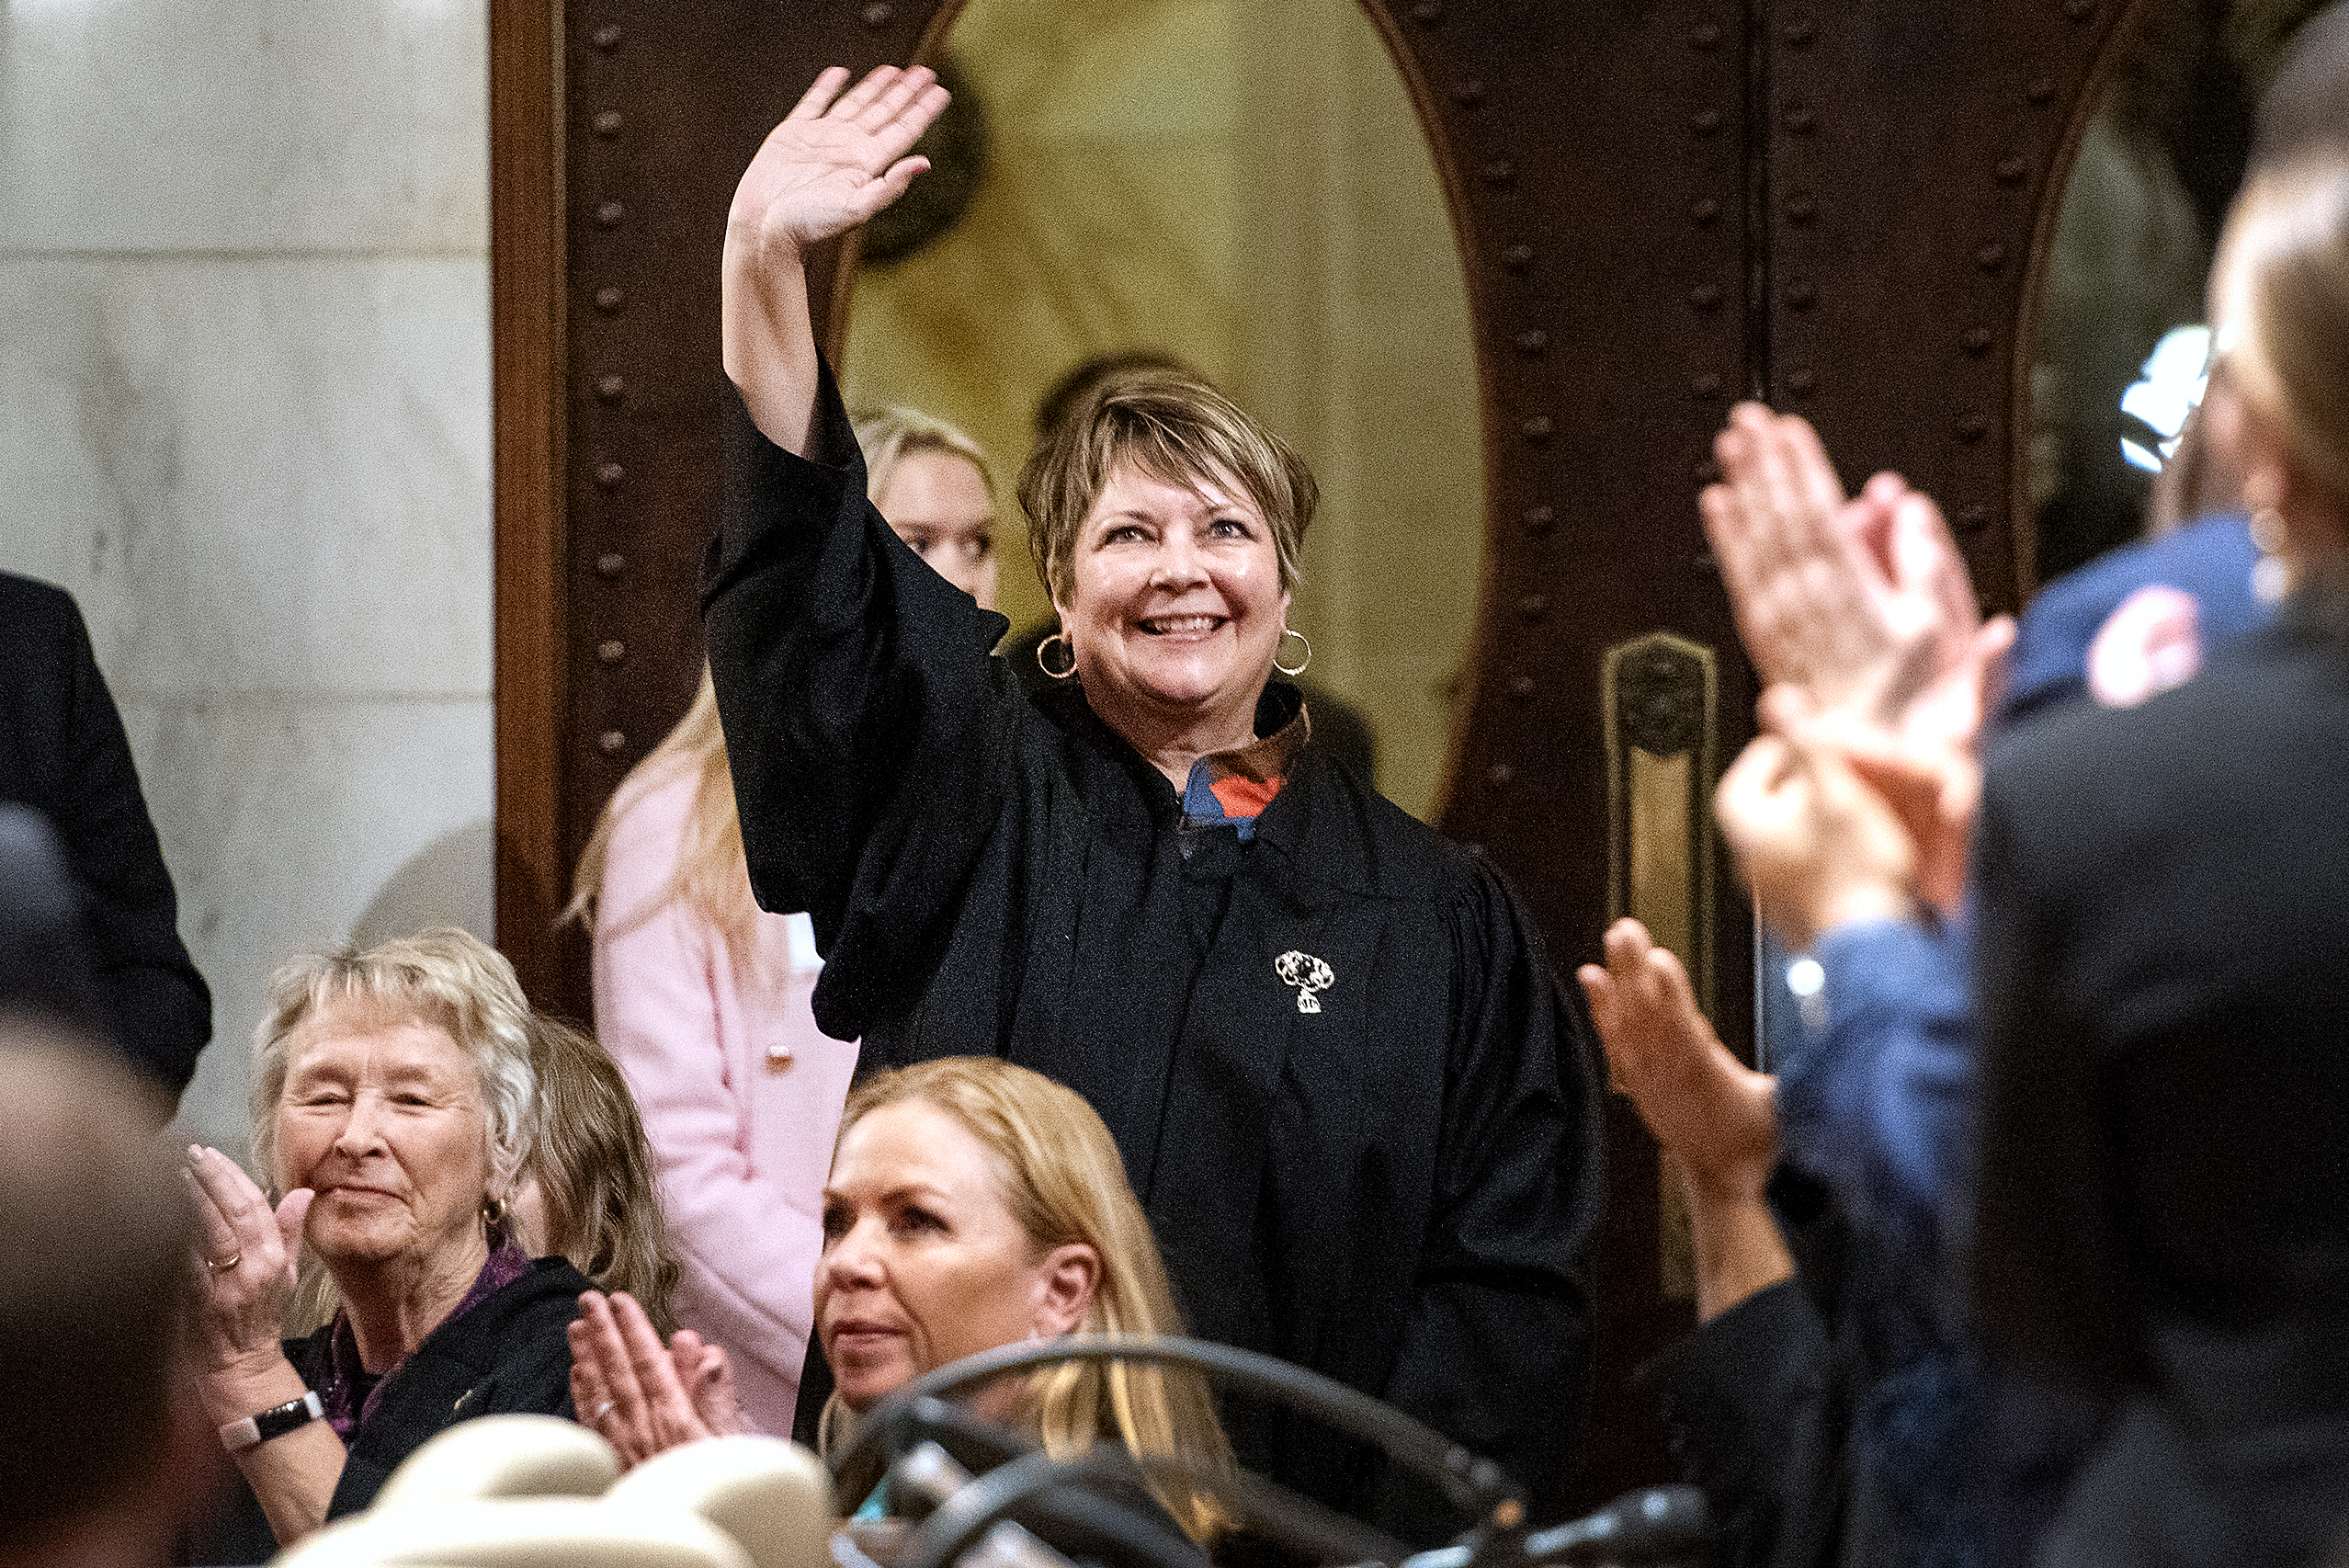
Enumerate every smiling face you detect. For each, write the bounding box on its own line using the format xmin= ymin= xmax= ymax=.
xmin=877 ymin=448 xmax=999 ymax=610
xmin=275 ymin=1001 xmax=494 ymax=1278
xmin=816 ymin=1099 xmax=1095 ymax=1412
xmin=1055 ymin=457 xmax=1290 ymax=753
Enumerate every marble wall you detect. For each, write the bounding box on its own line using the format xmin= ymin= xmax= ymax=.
xmin=0 ymin=0 xmax=494 ymax=1159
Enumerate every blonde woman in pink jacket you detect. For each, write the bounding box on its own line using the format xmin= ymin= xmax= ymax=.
xmin=569 ymin=406 xmax=999 ymax=1434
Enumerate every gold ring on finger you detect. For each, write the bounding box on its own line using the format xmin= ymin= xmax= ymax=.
xmin=206 ymin=1252 xmax=243 ymax=1272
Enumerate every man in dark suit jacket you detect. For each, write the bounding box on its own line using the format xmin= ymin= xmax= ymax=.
xmin=1971 ymin=596 xmax=2349 ymax=1568
xmin=1 ymin=572 xmax=210 ymax=1097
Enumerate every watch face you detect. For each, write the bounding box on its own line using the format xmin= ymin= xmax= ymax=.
xmin=233 ymin=1392 xmax=322 ymax=1450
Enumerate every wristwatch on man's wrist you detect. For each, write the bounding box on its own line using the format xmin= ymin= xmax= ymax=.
xmin=220 ymin=1390 xmax=324 ymax=1453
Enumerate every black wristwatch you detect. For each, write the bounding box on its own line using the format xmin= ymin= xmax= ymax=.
xmin=221 ymin=1391 xmax=324 ymax=1453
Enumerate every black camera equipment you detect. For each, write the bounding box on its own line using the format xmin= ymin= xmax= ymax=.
xmin=828 ymin=1336 xmax=1708 ymax=1568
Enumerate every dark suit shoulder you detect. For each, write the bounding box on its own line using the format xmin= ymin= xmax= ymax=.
xmin=0 ymin=573 xmax=95 ymax=768
xmin=0 ymin=570 xmax=81 ymax=631
xmin=1987 ymin=619 xmax=2349 ymax=854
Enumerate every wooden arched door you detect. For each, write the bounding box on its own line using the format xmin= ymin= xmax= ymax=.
xmin=492 ymin=0 xmax=2148 ymax=1505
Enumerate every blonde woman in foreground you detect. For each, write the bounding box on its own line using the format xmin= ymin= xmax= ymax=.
xmin=571 ymin=1056 xmax=1231 ymax=1542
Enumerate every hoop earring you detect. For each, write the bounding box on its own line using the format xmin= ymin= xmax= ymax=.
xmin=2251 ymin=506 xmax=2293 ymax=603
xmin=1036 ymin=631 xmax=1078 ymax=681
xmin=1274 ymin=627 xmax=1311 ymax=677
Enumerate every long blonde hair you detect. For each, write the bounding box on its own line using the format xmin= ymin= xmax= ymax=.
xmin=523 ymin=1014 xmax=684 ymax=1330
xmin=569 ymin=408 xmax=994 ymax=957
xmin=826 ymin=1058 xmax=1232 ymax=1540
xmin=566 ymin=666 xmax=760 ymax=961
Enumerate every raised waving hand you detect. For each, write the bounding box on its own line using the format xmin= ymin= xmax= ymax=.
xmin=721 ymin=65 xmax=948 ymax=454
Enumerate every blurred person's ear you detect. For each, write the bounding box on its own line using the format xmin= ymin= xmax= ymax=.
xmin=2227 ymin=384 xmax=2294 ymax=512
xmin=2237 ymin=394 xmax=2349 ymax=573
xmin=1031 ymin=1243 xmax=1100 ymax=1335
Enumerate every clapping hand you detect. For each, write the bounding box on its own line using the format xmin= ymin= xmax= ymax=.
xmin=570 ymin=1290 xmax=754 ymax=1471
xmin=1579 ymin=919 xmax=1794 ymax=1321
xmin=1702 ymin=403 xmax=2012 ymax=756
xmin=1702 ymin=405 xmax=2013 ymax=915
xmin=1714 ymin=688 xmax=1925 ymax=951
xmin=184 ymin=1145 xmax=312 ymax=1413
xmin=1578 ymin=919 xmax=1778 ymax=1204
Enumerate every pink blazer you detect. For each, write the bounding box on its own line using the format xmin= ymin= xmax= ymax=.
xmin=590 ymin=762 xmax=856 ymax=1435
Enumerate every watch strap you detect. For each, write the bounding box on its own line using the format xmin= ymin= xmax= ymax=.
xmin=221 ymin=1390 xmax=324 ymax=1452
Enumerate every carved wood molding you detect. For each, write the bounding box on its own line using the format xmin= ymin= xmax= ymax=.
xmin=489 ymin=0 xmax=569 ymax=1013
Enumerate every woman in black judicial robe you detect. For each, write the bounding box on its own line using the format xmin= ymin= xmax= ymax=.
xmin=699 ymin=67 xmax=1604 ymax=1538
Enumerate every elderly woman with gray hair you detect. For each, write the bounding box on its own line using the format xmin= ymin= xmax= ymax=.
xmin=181 ymin=929 xmax=591 ymax=1562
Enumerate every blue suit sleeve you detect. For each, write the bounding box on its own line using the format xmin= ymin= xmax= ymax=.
xmin=1772 ymin=917 xmax=1975 ymax=1269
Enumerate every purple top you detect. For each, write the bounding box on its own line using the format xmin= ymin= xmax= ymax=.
xmin=314 ymin=1242 xmax=532 ymax=1438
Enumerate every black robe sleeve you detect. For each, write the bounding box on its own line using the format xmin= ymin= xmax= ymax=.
xmin=1373 ymin=858 xmax=1604 ymax=1535
xmin=1639 ymin=1279 xmax=1845 ymax=1568
xmin=700 ymin=373 xmax=1012 ymax=1039
xmin=0 ymin=573 xmax=210 ymax=1096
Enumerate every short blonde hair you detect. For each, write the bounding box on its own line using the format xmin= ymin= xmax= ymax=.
xmin=834 ymin=1058 xmax=1232 ymax=1539
xmin=2210 ymin=152 xmax=2349 ymax=506
xmin=1017 ymin=371 xmax=1317 ymax=608
xmin=251 ymin=928 xmax=536 ymax=1201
